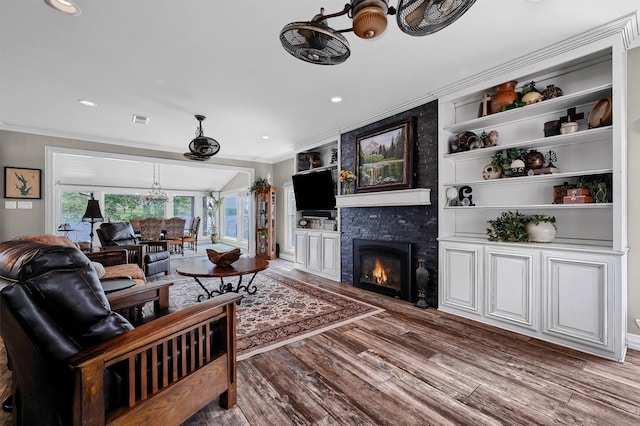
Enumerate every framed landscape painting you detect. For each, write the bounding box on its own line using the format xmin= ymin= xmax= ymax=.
xmin=355 ymin=119 xmax=413 ymax=193
xmin=4 ymin=167 xmax=42 ymax=199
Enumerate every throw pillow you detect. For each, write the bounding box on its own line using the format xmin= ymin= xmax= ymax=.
xmin=91 ymin=261 xmax=106 ymax=278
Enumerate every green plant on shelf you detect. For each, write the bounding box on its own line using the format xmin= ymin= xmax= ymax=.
xmin=249 ymin=177 xmax=270 ymax=192
xmin=487 ymin=211 xmax=557 ymax=242
xmin=528 ymin=214 xmax=556 ymax=227
xmin=491 ymin=148 xmax=527 ymax=171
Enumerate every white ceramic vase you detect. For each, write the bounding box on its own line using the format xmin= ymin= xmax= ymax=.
xmin=526 ymin=221 xmax=557 ymax=243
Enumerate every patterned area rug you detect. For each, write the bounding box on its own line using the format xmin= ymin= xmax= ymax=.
xmin=165 ymin=269 xmax=383 ymax=360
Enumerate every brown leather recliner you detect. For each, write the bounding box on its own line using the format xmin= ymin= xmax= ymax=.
xmin=0 ymin=240 xmax=240 ymax=425
xmin=97 ymin=222 xmax=171 ymax=277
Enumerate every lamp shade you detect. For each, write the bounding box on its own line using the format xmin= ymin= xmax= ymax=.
xmin=82 ymin=199 xmax=104 ymax=222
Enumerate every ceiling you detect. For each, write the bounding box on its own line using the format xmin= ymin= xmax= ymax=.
xmin=1 ymin=1 xmax=639 ymax=174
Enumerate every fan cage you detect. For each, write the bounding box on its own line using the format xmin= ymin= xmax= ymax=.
xmin=397 ymin=0 xmax=476 ymax=36
xmin=280 ymin=22 xmax=351 ymax=65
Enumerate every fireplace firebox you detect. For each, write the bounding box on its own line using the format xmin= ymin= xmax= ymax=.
xmin=353 ymin=239 xmax=413 ymax=302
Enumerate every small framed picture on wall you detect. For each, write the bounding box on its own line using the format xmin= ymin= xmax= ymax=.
xmin=4 ymin=167 xmax=42 ymax=199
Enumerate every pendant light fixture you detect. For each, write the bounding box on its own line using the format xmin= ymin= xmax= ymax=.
xmin=143 ymin=164 xmax=169 ymax=205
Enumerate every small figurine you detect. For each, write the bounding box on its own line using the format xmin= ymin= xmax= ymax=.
xmin=482 ymin=164 xmax=503 ymax=180
xmin=479 ymin=93 xmax=492 ymax=117
xmin=595 ymin=183 xmax=607 ymax=203
xmin=544 ymin=150 xmax=558 ymax=168
xmin=458 ymin=185 xmax=474 ymax=206
xmin=486 ymin=130 xmax=499 ymax=147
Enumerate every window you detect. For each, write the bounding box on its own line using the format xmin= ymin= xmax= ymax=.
xmin=104 ymin=194 xmax=158 ymax=221
xmin=223 ymin=195 xmax=238 ymax=238
xmin=221 ymin=192 xmax=250 ymax=244
xmin=284 ymin=184 xmax=296 ymax=252
xmin=241 ymin=195 xmax=249 ymax=241
xmin=59 ymin=191 xmax=92 ymax=242
xmin=173 ymin=196 xmax=194 ymax=220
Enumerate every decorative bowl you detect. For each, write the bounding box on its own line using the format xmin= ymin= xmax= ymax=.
xmin=206 ymin=248 xmax=241 ymax=267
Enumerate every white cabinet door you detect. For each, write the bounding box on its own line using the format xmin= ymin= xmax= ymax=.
xmin=295 ymin=231 xmax=307 ymax=267
xmin=307 ymin=232 xmax=322 ymax=271
xmin=440 ymin=242 xmax=482 ymax=315
xmin=542 ymin=252 xmax=616 ymax=352
xmin=485 ymin=247 xmax=538 ymax=330
xmin=321 ymin=233 xmax=339 ymax=277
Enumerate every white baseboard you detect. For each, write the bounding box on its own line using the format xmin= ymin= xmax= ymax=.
xmin=279 ymin=252 xmax=294 ymax=262
xmin=627 ymin=333 xmax=640 ymax=351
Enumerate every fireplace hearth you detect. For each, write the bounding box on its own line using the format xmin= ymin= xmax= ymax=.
xmin=353 ymin=239 xmax=413 ymax=302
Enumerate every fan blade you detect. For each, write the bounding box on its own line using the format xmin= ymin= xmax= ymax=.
xmin=405 ymin=1 xmax=428 ymax=29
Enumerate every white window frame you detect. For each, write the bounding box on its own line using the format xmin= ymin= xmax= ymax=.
xmin=283 ymin=183 xmax=296 ymax=256
xmin=220 ymin=190 xmax=249 ymax=250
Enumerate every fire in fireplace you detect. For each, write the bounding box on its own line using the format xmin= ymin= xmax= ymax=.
xmin=353 ymin=239 xmax=413 ymax=302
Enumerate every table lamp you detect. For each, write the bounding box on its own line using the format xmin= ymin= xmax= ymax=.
xmin=82 ymin=194 xmax=104 ymax=251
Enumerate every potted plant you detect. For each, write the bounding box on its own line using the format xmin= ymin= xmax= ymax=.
xmin=249 ymin=177 xmax=270 ymax=192
xmin=207 ymin=191 xmax=224 ymax=243
xmin=487 ymin=211 xmax=557 ymax=243
xmin=525 ymin=214 xmax=557 ymax=243
xmin=491 ymin=148 xmax=527 ymax=177
xmin=487 ymin=210 xmax=529 ymax=242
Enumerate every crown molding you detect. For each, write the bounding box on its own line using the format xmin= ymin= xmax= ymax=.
xmin=431 ymin=12 xmax=638 ymax=99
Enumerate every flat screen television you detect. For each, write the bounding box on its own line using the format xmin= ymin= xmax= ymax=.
xmin=292 ymin=169 xmax=336 ymax=211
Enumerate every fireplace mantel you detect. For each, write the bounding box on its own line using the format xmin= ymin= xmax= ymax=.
xmin=335 ymin=188 xmax=431 ymax=208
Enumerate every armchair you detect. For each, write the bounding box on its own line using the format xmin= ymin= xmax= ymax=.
xmin=0 ymin=240 xmax=240 ymax=426
xmin=97 ymin=222 xmax=171 ymax=277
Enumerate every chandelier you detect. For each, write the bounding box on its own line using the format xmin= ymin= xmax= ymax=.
xmin=142 ymin=164 xmax=169 ymax=205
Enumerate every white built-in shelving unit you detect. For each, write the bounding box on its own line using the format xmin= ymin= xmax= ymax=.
xmin=438 ymin=25 xmax=633 ymax=360
xmin=293 ymin=139 xmax=341 ymax=281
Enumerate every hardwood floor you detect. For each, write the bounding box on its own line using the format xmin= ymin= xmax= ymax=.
xmin=2 ymin=258 xmax=640 ymax=425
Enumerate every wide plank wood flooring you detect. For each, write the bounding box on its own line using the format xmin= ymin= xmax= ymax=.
xmin=1 ymin=258 xmax=639 ymax=425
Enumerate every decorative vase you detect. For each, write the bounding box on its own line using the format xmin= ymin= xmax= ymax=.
xmin=415 ymin=258 xmax=429 ymax=309
xmin=490 ymin=80 xmax=519 ymax=114
xmin=509 ymin=159 xmax=526 ymax=176
xmin=526 ymin=150 xmax=544 ymax=169
xmin=343 ymin=182 xmax=353 ymax=195
xmin=521 ymin=91 xmax=543 ymax=105
xmin=542 ymin=84 xmax=563 ymax=100
xmin=525 ymin=221 xmax=557 ymax=243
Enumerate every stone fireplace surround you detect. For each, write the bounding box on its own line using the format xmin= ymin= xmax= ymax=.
xmin=340 ymin=100 xmax=439 ymax=307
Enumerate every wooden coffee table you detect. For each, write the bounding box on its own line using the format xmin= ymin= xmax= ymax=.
xmin=176 ymin=257 xmax=269 ymax=301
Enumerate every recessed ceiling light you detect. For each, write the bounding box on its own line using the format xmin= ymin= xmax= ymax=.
xmin=261 ymin=135 xmax=271 ymax=140
xmin=44 ymin=0 xmax=81 ymax=15
xmin=331 ymin=96 xmax=343 ymax=103
xmin=77 ymin=99 xmax=97 ymax=107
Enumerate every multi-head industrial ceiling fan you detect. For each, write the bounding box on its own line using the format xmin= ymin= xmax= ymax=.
xmin=280 ymin=0 xmax=476 ymax=65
